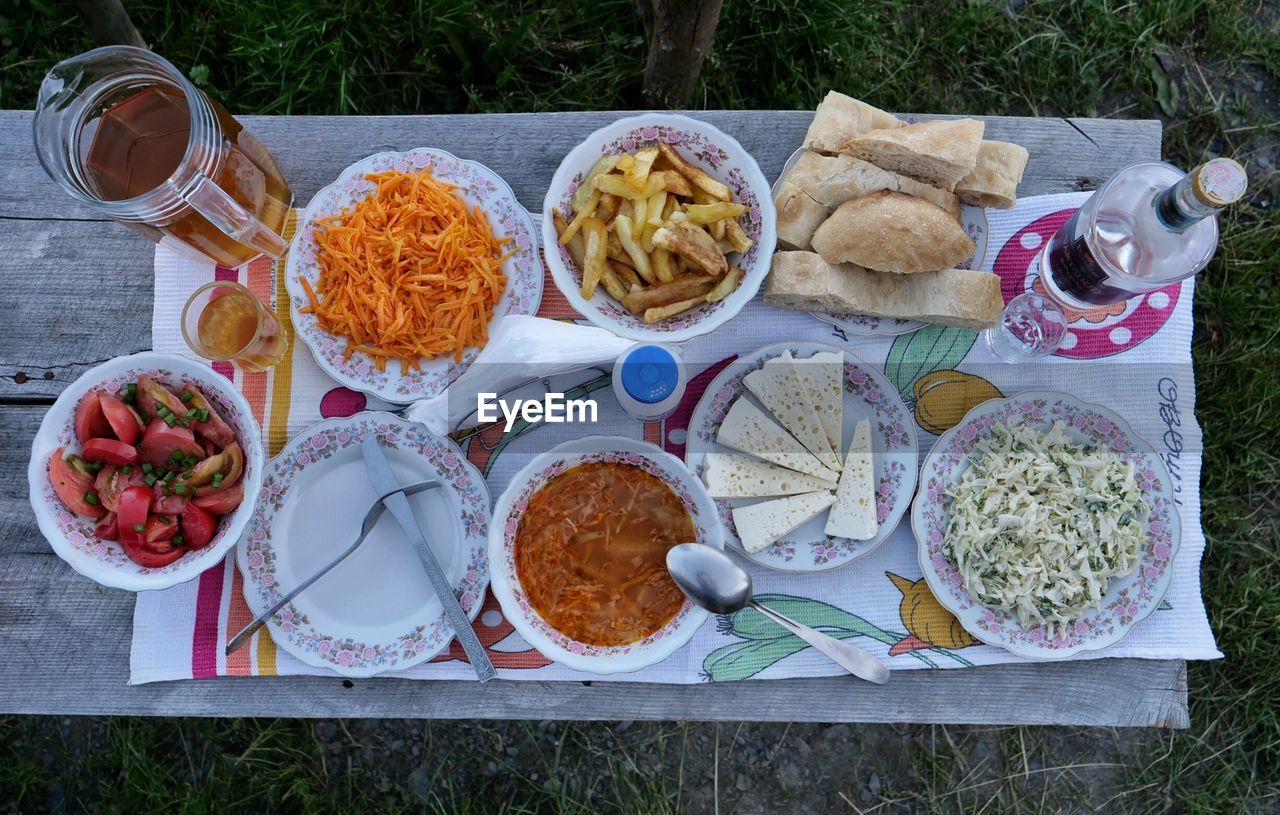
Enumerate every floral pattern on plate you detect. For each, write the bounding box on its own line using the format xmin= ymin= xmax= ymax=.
xmin=910 ymin=391 xmax=1181 ymax=659
xmin=542 ymin=114 xmax=776 ymax=342
xmin=29 ymin=353 xmax=264 ymax=591
xmin=488 ymin=436 xmax=723 ymax=674
xmin=238 ymin=414 xmax=490 ymax=676
xmin=685 ymin=341 xmax=919 ymax=572
xmin=286 ymin=149 xmax=542 ymax=403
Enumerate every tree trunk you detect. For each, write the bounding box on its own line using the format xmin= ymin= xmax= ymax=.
xmin=73 ymin=0 xmax=147 ymax=48
xmin=640 ymin=0 xmax=724 ymax=109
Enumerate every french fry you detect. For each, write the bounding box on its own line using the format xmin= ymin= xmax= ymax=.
xmin=652 ymin=221 xmax=729 ymax=276
xmin=725 ymin=218 xmax=753 ymax=253
xmin=580 ymin=218 xmax=607 ymax=299
xmin=667 ymin=210 xmax=689 ymax=222
xmin=609 ymin=260 xmax=644 ymax=291
xmin=624 ymin=146 xmax=659 ymax=192
xmin=552 ymin=209 xmax=587 ymax=271
xmin=661 ymin=194 xmax=679 ymax=221
xmin=597 ymin=193 xmax=621 ymax=221
xmin=614 ymin=216 xmax=656 ymax=284
xmin=645 ymin=296 xmax=707 ymax=324
xmin=572 ymin=155 xmax=620 ymax=212
xmin=632 ymin=196 xmax=647 ymax=233
xmin=659 ymin=170 xmax=694 ymax=197
xmin=599 ymin=263 xmax=629 ymax=301
xmin=617 ymin=198 xmax=633 ymax=221
xmin=658 ymin=143 xmax=732 ymax=200
xmin=594 ymin=173 xmax=665 ymax=200
xmin=645 ymin=192 xmax=668 ymax=227
xmin=616 ymin=153 xmax=636 ymax=173
xmin=640 ymin=220 xmax=658 ymax=253
xmin=716 ymin=238 xmax=736 ymax=255
xmin=651 ymin=247 xmax=675 ymax=283
xmin=684 ymin=202 xmax=749 ymax=224
xmin=705 ymin=266 xmax=744 ymax=303
xmin=606 ymin=232 xmax=632 ymax=267
xmin=621 ymin=275 xmax=717 ymax=315
xmin=560 ymin=189 xmax=602 ymax=244
xmin=710 ymin=218 xmax=727 ymax=241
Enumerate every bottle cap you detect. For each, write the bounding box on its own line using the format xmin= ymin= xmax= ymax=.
xmin=1192 ymin=158 xmax=1247 ymax=208
xmin=611 ymin=343 xmax=687 ymax=421
xmin=619 ymin=345 xmax=679 ymax=404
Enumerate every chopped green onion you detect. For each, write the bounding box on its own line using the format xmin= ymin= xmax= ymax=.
xmin=181 ymin=390 xmax=194 ymax=403
xmin=163 ymin=416 xmax=177 ymax=427
xmin=212 ymin=473 xmax=224 ymax=488
xmin=157 ymin=515 xmax=172 ymax=524
xmin=144 ymin=474 xmax=157 ymax=487
xmin=142 ymin=462 xmax=153 ymax=473
xmin=197 ymin=409 xmax=210 ymax=422
xmin=121 ymin=465 xmax=132 ymax=474
xmin=156 ymin=405 xmax=171 ymax=418
xmin=169 ymin=450 xmax=184 ymax=463
xmin=133 ymin=523 xmax=145 ymax=533
xmin=83 ymin=491 xmax=99 ymax=506
xmin=184 ymin=456 xmax=198 ymax=468
xmin=163 ymin=471 xmax=175 ymax=483
xmin=172 ymin=535 xmax=186 ymax=547
xmin=127 ymin=383 xmax=137 ymax=398
xmin=173 ymin=483 xmax=187 ymax=495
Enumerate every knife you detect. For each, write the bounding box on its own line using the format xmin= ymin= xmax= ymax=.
xmin=360 ymin=434 xmax=496 ymax=682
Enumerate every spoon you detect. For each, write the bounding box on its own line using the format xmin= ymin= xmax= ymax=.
xmin=666 ymin=543 xmax=890 ymax=685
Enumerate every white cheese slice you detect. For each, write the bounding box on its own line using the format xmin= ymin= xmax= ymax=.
xmin=733 ymin=491 xmax=836 ymax=554
xmin=744 ymin=359 xmax=842 ymax=472
xmin=825 ymin=418 xmax=878 ymax=540
xmin=790 ymin=350 xmax=844 ymax=457
xmin=702 ymin=453 xmax=837 ymax=498
xmin=716 ymin=397 xmax=839 ymax=483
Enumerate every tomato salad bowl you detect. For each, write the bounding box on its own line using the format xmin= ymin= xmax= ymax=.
xmin=29 ymin=352 xmax=264 ymax=591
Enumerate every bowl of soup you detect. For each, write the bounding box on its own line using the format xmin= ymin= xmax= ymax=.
xmin=488 ymin=436 xmax=723 ymax=674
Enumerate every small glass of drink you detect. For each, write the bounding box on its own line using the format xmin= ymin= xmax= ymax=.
xmin=984 ymin=292 xmax=1067 ymax=362
xmin=181 ymin=282 xmax=288 ymax=371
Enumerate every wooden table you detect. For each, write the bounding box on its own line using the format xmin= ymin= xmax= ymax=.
xmin=0 ymin=110 xmax=1189 ymax=726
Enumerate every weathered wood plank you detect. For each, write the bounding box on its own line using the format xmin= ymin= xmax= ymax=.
xmin=0 ymin=110 xmax=1159 ymax=400
xmin=2 ymin=404 xmax=1188 ymax=726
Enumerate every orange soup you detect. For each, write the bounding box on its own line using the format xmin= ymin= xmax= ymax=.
xmin=514 ymin=462 xmax=694 ymax=646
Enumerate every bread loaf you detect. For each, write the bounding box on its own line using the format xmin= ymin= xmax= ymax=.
xmin=810 ymin=191 xmax=975 ymax=273
xmin=764 ymin=251 xmax=1002 ymax=330
xmin=841 ymin=118 xmax=984 ymax=191
xmin=773 ymin=179 xmax=829 ymax=251
xmin=802 ymin=91 xmax=903 ymax=154
xmin=784 ymin=151 xmax=961 ymax=220
xmin=955 ymin=140 xmax=1029 ymax=208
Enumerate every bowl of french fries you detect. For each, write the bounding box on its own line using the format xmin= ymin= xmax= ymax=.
xmin=543 ymin=115 xmax=776 ymax=341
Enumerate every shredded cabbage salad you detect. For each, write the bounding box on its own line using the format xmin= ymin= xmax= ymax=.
xmin=943 ymin=420 xmax=1148 ymax=633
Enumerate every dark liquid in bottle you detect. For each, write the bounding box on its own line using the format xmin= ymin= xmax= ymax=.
xmin=84 ymin=86 xmax=292 ymax=267
xmin=1044 ymin=210 xmax=1130 ymax=307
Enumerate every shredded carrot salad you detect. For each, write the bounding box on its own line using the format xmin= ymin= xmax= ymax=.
xmin=300 ymin=169 xmax=512 ymax=370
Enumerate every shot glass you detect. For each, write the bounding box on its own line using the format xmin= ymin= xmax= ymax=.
xmin=181 ymin=281 xmax=288 ymax=372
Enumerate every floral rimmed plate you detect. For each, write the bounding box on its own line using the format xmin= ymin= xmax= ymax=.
xmin=770 ymin=148 xmax=990 ymax=337
xmin=911 ymin=391 xmax=1180 ymax=660
xmin=286 ymin=148 xmax=542 ymax=404
xmin=684 ymin=341 xmax=919 ymax=572
xmin=236 ymin=412 xmax=490 ymax=678
xmin=28 ymin=352 xmax=265 ymax=592
xmin=542 ymin=114 xmax=776 ymax=342
xmin=488 ymin=436 xmax=724 ymax=675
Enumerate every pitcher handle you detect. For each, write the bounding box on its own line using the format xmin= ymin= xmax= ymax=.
xmin=185 ymin=173 xmax=288 ymax=259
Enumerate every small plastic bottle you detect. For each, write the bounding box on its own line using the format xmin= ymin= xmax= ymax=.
xmin=612 ymin=343 xmax=686 ymax=421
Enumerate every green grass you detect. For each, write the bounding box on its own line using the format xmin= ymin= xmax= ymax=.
xmin=1 ymin=0 xmax=1278 ymax=812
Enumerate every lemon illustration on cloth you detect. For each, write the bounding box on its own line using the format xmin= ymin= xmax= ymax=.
xmin=887 ymin=572 xmax=978 ymax=656
xmin=913 ymin=370 xmax=1003 ymax=435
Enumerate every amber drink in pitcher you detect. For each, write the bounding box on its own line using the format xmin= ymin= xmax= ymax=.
xmin=34 ymin=46 xmax=293 ymax=268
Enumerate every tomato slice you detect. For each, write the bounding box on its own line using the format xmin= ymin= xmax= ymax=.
xmin=143 ymin=514 xmax=180 ymax=551
xmin=136 ymin=375 xmax=188 ymax=421
xmin=181 ymin=381 xmax=237 ymax=448
xmin=74 ymin=392 xmax=114 ymax=444
xmin=99 ymin=393 xmax=142 ymax=445
xmin=151 ymin=482 xmax=188 ymax=515
xmin=137 ymin=418 xmax=204 ymax=467
xmin=82 ymin=438 xmax=140 ymax=466
xmin=181 ymin=502 xmax=218 ymax=550
xmin=117 ymin=485 xmax=152 ymax=547
xmin=121 ymin=538 xmax=185 ymax=568
xmin=49 ymin=448 xmax=104 ymax=518
xmin=191 ymin=479 xmax=244 ymax=515
xmin=94 ymin=511 xmax=120 ymax=541
xmin=95 ymin=465 xmax=146 ymax=513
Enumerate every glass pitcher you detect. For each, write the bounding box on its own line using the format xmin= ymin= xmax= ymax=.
xmin=34 ymin=46 xmax=293 ymax=268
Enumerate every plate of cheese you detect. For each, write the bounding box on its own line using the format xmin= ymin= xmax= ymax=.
xmin=685 ymin=341 xmax=918 ymax=571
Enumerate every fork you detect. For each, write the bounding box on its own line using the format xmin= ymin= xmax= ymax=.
xmin=225 ymin=479 xmax=441 ymax=656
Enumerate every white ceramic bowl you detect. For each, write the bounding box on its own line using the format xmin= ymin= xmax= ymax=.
xmin=28 ymin=352 xmax=265 ymax=591
xmin=542 ymin=114 xmax=776 ymax=342
xmin=488 ymin=436 xmax=723 ymax=674
xmin=911 ymin=390 xmax=1180 ymax=660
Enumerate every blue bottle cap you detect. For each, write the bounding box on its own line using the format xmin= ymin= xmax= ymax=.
xmin=619 ymin=345 xmax=679 ymax=405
